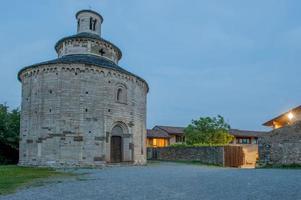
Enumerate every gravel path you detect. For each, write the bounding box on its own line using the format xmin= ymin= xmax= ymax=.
xmin=1 ymin=162 xmax=301 ymax=200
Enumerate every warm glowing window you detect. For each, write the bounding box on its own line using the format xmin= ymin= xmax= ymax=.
xmin=151 ymin=139 xmax=167 ymax=147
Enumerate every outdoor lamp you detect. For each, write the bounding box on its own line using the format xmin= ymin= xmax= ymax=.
xmin=288 ymin=112 xmax=294 ymax=120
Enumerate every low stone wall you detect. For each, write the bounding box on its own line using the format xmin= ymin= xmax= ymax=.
xmin=258 ymin=121 xmax=301 ymax=166
xmin=147 ymin=147 xmax=224 ymax=166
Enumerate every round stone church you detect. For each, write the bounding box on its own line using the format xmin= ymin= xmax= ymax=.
xmin=18 ymin=10 xmax=148 ymax=167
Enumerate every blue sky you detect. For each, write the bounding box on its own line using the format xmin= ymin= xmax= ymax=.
xmin=1 ymin=0 xmax=301 ymax=130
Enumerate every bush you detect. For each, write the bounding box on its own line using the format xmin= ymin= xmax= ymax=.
xmin=169 ymin=143 xmax=190 ymax=148
xmin=169 ymin=143 xmax=225 ymax=148
xmin=0 ymin=104 xmax=20 ymax=164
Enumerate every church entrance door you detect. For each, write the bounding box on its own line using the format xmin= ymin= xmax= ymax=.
xmin=111 ymin=136 xmax=122 ymax=163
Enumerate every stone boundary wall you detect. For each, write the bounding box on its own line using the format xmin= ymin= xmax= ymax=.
xmin=147 ymin=147 xmax=224 ymax=166
xmin=258 ymin=122 xmax=301 ymax=166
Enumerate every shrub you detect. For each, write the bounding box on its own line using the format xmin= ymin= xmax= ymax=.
xmin=0 ymin=104 xmax=20 ymax=164
xmin=169 ymin=143 xmax=225 ymax=148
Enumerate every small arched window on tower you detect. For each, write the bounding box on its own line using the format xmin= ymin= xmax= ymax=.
xmin=92 ymin=19 xmax=97 ymax=31
xmin=116 ymin=84 xmax=127 ymax=104
xmin=77 ymin=19 xmax=80 ymax=31
xmin=89 ymin=17 xmax=93 ymax=30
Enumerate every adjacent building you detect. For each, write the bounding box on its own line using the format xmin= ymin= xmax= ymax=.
xmin=147 ymin=125 xmax=266 ymax=147
xmin=153 ymin=126 xmax=185 ymax=144
xmin=146 ymin=129 xmax=170 ymax=148
xmin=146 ymin=126 xmax=185 ymax=147
xmin=229 ymin=129 xmax=266 ymax=145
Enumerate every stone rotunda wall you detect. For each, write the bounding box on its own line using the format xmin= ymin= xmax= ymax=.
xmin=19 ymin=63 xmax=147 ymax=167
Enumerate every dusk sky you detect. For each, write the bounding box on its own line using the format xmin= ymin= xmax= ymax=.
xmin=1 ymin=0 xmax=301 ymax=131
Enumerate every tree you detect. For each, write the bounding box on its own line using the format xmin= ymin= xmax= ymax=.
xmin=184 ymin=115 xmax=234 ymax=145
xmin=0 ymin=104 xmax=20 ymax=164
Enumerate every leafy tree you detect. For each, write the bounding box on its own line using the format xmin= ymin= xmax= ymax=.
xmin=0 ymin=104 xmax=20 ymax=164
xmin=184 ymin=115 xmax=233 ymax=145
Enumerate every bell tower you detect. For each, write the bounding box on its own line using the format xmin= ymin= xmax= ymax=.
xmin=76 ymin=10 xmax=103 ymax=36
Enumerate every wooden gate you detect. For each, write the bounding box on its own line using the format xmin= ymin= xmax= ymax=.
xmin=111 ymin=136 xmax=122 ymax=163
xmin=224 ymin=146 xmax=244 ymax=167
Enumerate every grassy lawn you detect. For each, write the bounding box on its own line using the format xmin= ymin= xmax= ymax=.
xmin=0 ymin=165 xmax=71 ymax=195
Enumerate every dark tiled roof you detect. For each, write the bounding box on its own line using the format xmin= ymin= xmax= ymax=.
xmin=75 ymin=10 xmax=104 ymax=22
xmin=229 ymin=129 xmax=267 ymax=138
xmin=54 ymin=32 xmax=122 ymax=60
xmin=154 ymin=126 xmax=185 ymax=136
xmin=17 ymin=54 xmax=149 ymax=91
xmin=147 ymin=130 xmax=171 ymax=139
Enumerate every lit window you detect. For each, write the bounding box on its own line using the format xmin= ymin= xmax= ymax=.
xmin=153 ymin=139 xmax=157 ymax=146
xmin=152 ymin=139 xmax=167 ymax=147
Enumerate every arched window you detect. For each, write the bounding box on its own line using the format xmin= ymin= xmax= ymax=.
xmin=117 ymin=88 xmax=123 ymax=102
xmin=116 ymin=85 xmax=127 ymax=104
xmin=89 ymin=17 xmax=93 ymax=30
xmin=93 ymin=19 xmax=97 ymax=31
xmin=77 ymin=19 xmax=80 ymax=31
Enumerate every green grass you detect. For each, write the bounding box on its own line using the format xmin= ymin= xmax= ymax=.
xmin=0 ymin=165 xmax=72 ymax=195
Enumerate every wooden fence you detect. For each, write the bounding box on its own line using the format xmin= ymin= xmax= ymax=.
xmin=224 ymin=146 xmax=244 ymax=167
